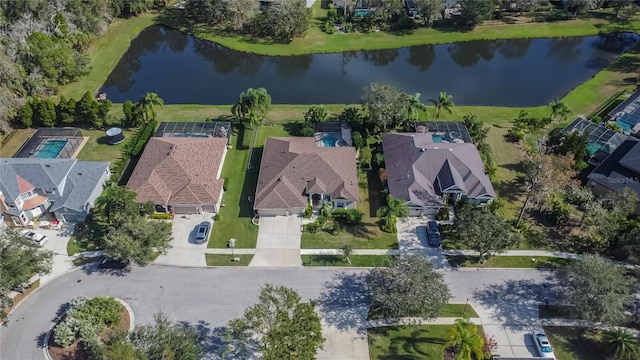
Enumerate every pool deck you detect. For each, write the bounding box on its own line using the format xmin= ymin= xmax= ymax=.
xmin=71 ymin=137 xmax=89 ymax=159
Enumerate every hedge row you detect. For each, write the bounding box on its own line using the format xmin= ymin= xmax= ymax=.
xmin=129 ymin=119 xmax=158 ymax=157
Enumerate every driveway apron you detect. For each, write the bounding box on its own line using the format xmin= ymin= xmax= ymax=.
xmin=154 ymin=213 xmax=215 ymax=267
xmin=250 ymin=216 xmax=302 ymax=267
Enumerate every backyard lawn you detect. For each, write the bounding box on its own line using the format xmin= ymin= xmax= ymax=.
xmin=205 ymin=254 xmax=254 ymax=266
xmin=445 ymin=255 xmax=573 ymax=269
xmin=543 ymin=327 xmax=608 ymax=360
xmin=75 ymin=129 xmax=137 ymax=162
xmin=301 ymin=255 xmax=396 ymax=267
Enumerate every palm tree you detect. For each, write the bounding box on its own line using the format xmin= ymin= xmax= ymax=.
xmin=445 ymin=317 xmax=484 ymax=360
xmin=427 ymin=91 xmax=455 ymax=121
xmin=603 ymin=327 xmax=640 ymax=360
xmin=376 ymin=194 xmax=409 ymax=219
xmin=138 ymin=92 xmax=164 ymax=122
xmin=231 ymin=87 xmax=272 ymax=128
xmin=407 ymin=93 xmax=427 ymax=122
xmin=548 ymin=98 xmax=572 ymax=122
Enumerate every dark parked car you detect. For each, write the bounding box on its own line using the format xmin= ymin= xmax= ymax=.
xmin=195 ymin=221 xmax=211 ymax=244
xmin=98 ymin=257 xmax=129 ymax=269
xmin=427 ymin=220 xmax=441 ymax=247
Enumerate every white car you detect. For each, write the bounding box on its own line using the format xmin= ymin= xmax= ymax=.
xmin=20 ymin=230 xmax=48 ymax=246
xmin=533 ymin=330 xmax=555 ymax=359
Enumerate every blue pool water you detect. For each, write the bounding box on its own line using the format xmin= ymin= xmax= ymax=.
xmin=616 ymin=119 xmax=633 ymax=132
xmin=432 ymin=135 xmax=443 ymax=143
xmin=36 ymin=140 xmax=67 ymax=158
xmin=322 ymin=133 xmax=341 ymax=147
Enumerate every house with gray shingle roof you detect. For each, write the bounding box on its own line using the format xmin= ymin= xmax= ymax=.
xmin=126 ymin=137 xmax=227 ymax=214
xmin=382 ymin=132 xmax=495 ymax=216
xmin=0 ymin=158 xmax=111 ymax=226
xmin=254 ymin=137 xmax=359 ymax=216
xmin=587 ymin=137 xmax=640 ymax=213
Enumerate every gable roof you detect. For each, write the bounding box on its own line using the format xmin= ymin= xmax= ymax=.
xmin=382 ymin=133 xmax=496 ymax=208
xmin=0 ymin=158 xmax=110 ymax=213
xmin=126 ymin=137 xmax=226 ymax=206
xmin=588 ymin=138 xmax=640 ymax=195
xmin=254 ymin=137 xmax=358 ymax=210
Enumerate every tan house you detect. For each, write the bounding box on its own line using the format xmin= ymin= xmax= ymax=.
xmin=127 ymin=137 xmax=227 ymax=214
xmin=254 ymin=137 xmax=359 ymax=216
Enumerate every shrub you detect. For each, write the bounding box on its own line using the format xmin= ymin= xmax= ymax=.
xmin=303 ymin=205 xmax=313 ymax=218
xmin=549 ymin=197 xmax=570 ymax=225
xmin=301 ymin=124 xmax=315 ymax=137
xmin=74 ymin=296 xmax=122 ymax=327
xmin=304 ymin=222 xmax=321 ymax=233
xmin=214 ymin=213 xmax=221 ymax=221
xmin=322 ymin=21 xmax=334 ymax=34
xmin=352 ymin=131 xmax=364 ymax=149
xmin=54 ymin=317 xmax=81 ymax=347
xmin=151 ymin=213 xmax=171 ymax=220
xmin=436 ymin=208 xmax=449 ymax=221
xmin=333 ymin=209 xmax=364 ymax=225
xmin=330 ymin=220 xmax=342 ymax=235
xmin=380 ymin=215 xmax=397 ymax=233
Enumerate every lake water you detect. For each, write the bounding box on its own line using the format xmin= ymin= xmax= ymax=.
xmin=101 ymin=26 xmax=639 ymax=106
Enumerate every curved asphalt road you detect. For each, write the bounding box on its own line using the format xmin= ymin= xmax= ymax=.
xmin=0 ymin=265 xmax=555 ymax=360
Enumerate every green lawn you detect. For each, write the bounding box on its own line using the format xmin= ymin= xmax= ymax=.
xmin=157 ymin=2 xmax=640 ymax=56
xmin=205 ymin=254 xmax=254 ymax=266
xmin=439 ymin=303 xmax=479 ymax=318
xmin=543 ymin=327 xmax=608 ymax=360
xmin=0 ymin=128 xmax=35 ymax=156
xmin=301 ymin=255 xmax=396 ymax=267
xmin=368 ymin=324 xmax=485 ymax=360
xmin=208 ymin=125 xmax=259 ymax=248
xmin=301 ymin=169 xmax=398 ymax=249
xmin=67 ymin=222 xmax=105 ymax=255
xmin=445 ymin=255 xmax=573 ymax=269
xmin=75 ymin=129 xmax=137 ymax=162
xmin=539 ymin=305 xmax=576 ymax=319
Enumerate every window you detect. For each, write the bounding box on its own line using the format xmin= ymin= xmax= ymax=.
xmin=20 ymin=213 xmax=27 ymax=222
xmin=11 ymin=216 xmax=21 ymax=226
xmin=335 ymin=201 xmax=345 ymax=209
xmin=8 ymin=203 xmax=15 ymax=208
xmin=44 ymin=188 xmax=55 ymax=195
xmin=20 ymin=190 xmax=36 ymax=200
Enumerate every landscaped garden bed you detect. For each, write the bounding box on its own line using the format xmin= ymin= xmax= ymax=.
xmin=47 ymin=296 xmax=131 ymax=360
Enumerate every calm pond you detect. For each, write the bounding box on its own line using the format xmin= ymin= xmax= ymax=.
xmin=101 ymin=26 xmax=639 ymax=106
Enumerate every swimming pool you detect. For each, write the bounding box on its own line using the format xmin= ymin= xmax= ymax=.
xmin=36 ymin=140 xmax=67 ymax=158
xmin=322 ymin=133 xmax=342 ymax=147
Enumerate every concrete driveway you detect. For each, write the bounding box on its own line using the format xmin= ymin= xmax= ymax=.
xmin=154 ymin=213 xmax=215 ymax=267
xmin=35 ymin=224 xmax=76 ymax=283
xmin=250 ymin=216 xmax=302 ymax=267
xmin=397 ymin=218 xmax=451 ymax=270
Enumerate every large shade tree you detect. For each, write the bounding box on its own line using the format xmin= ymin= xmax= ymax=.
xmin=452 ymin=205 xmax=517 ymax=261
xmin=427 ymin=91 xmax=455 ymax=121
xmin=559 ymin=255 xmax=634 ymax=324
xmin=0 ymin=229 xmax=53 ymax=322
xmin=367 ymin=255 xmax=450 ymax=319
xmin=104 ymin=216 xmax=173 ymax=265
xmin=360 ymin=82 xmax=411 ymax=133
xmin=224 ymin=284 xmax=324 ymax=360
xmin=93 ymin=185 xmax=142 ymax=226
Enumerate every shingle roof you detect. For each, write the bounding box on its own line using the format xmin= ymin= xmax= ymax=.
xmin=126 ymin=137 xmax=226 ymax=206
xmin=0 ymin=158 xmax=110 ymax=214
xmin=254 ymin=137 xmax=358 ymax=210
xmin=382 ymin=133 xmax=496 ymax=207
xmin=588 ymin=138 xmax=640 ymax=195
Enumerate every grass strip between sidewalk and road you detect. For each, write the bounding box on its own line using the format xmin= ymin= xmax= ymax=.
xmin=205 ymin=254 xmax=254 ymax=266
xmin=301 ymin=255 xmax=397 ymax=267
xmin=445 ymin=255 xmax=573 ymax=268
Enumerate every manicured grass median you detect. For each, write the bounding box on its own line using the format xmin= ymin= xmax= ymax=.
xmin=301 ymin=255 xmax=396 ymax=267
xmin=439 ymin=303 xmax=479 ymax=318
xmin=445 ymin=255 xmax=573 ymax=268
xmin=205 ymin=254 xmax=254 ymax=266
xmin=543 ymin=327 xmax=607 ymax=360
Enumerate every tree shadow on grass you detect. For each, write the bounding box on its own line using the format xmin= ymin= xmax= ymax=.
xmin=282 ymin=121 xmax=303 ymax=136
xmin=175 ymin=320 xmax=260 ymax=360
xmin=238 ymin=148 xmax=260 ymax=217
xmin=317 ymin=271 xmax=369 ymax=335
